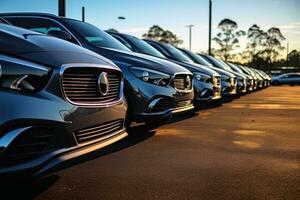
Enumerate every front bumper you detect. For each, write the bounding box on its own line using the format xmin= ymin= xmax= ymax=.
xmin=0 ymin=76 xmax=127 ymax=175
xmin=124 ymin=73 xmax=194 ymax=122
xmin=221 ymin=80 xmax=237 ymax=98
xmin=193 ymin=79 xmax=221 ymax=104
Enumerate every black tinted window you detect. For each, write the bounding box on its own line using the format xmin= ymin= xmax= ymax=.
xmin=16 ymin=18 xmax=64 ymax=34
xmin=64 ymin=19 xmax=131 ymax=52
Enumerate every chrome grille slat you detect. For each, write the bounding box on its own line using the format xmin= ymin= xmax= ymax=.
xmin=75 ymin=119 xmax=124 ymax=144
xmin=77 ymin=123 xmax=121 ymax=138
xmin=173 ymin=74 xmax=193 ymax=91
xmin=61 ymin=67 xmax=121 ymax=105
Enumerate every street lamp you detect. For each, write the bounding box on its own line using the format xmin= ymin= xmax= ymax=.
xmin=186 ymin=25 xmax=194 ymax=50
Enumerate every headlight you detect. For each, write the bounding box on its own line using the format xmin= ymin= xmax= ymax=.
xmin=129 ymin=67 xmax=171 ymax=86
xmin=193 ymin=72 xmax=211 ymax=83
xmin=0 ymin=55 xmax=51 ymax=93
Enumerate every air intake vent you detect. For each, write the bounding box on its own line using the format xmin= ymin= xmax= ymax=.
xmin=75 ymin=119 xmax=124 ymax=144
xmin=62 ymin=67 xmax=122 ymax=105
xmin=0 ymin=127 xmax=54 ymax=167
xmin=173 ymin=74 xmax=193 ymax=91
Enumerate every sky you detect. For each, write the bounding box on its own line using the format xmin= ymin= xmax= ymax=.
xmin=1 ymin=0 xmax=300 ymax=54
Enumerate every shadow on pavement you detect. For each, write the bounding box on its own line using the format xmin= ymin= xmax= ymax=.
xmin=0 ymin=124 xmax=156 ymax=200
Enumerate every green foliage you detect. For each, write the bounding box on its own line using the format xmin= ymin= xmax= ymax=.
xmin=213 ymin=18 xmax=246 ymax=61
xmin=106 ymin=28 xmax=119 ymax=33
xmin=288 ymin=50 xmax=300 ymax=68
xmin=143 ymin=25 xmax=183 ymax=46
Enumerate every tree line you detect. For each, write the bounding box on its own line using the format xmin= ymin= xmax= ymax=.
xmin=141 ymin=20 xmax=300 ymax=72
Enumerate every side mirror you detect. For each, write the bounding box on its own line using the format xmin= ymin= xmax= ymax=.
xmin=47 ymin=30 xmax=72 ymax=41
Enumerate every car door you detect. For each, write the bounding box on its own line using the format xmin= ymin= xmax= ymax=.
xmin=288 ymin=74 xmax=300 ymax=84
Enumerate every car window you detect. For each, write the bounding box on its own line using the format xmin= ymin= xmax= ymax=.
xmin=15 ymin=17 xmax=64 ymax=34
xmin=287 ymin=74 xmax=300 ymax=78
xmin=64 ymin=19 xmax=131 ymax=52
xmin=111 ymin=34 xmax=133 ymax=50
xmin=147 ymin=42 xmax=171 ymax=57
xmin=126 ymin=36 xmax=166 ymax=58
xmin=6 ymin=17 xmax=78 ymax=44
xmin=161 ymin=43 xmax=194 ymax=63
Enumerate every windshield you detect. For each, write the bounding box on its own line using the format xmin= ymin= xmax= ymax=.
xmin=64 ymin=19 xmax=131 ymax=52
xmin=208 ymin=56 xmax=233 ymax=71
xmin=228 ymin=63 xmax=243 ymax=73
xmin=161 ymin=43 xmax=194 ymax=63
xmin=126 ymin=35 xmax=166 ymax=58
xmin=186 ymin=51 xmax=213 ymax=67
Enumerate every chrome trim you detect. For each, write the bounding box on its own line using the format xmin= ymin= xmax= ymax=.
xmin=147 ymin=98 xmax=163 ymax=112
xmin=10 ymin=75 xmax=28 ymax=90
xmin=171 ymin=104 xmax=194 ymax=114
xmin=97 ymin=72 xmax=109 ymax=96
xmin=0 ymin=130 xmax=128 ymax=174
xmin=3 ymin=16 xmax=83 ymax=46
xmin=200 ymin=89 xmax=209 ymax=97
xmin=172 ymin=72 xmax=194 ymax=94
xmin=59 ymin=63 xmax=124 ymax=107
xmin=0 ymin=127 xmax=32 ymax=154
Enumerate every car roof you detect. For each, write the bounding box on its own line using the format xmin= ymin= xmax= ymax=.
xmin=0 ymin=12 xmax=58 ymax=18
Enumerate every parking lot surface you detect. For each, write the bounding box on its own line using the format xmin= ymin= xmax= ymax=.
xmin=2 ymin=86 xmax=300 ymax=200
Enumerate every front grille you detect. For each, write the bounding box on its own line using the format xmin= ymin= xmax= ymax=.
xmin=0 ymin=127 xmax=54 ymax=167
xmin=173 ymin=74 xmax=193 ymax=91
xmin=212 ymin=76 xmax=221 ymax=87
xmin=74 ymin=119 xmax=124 ymax=144
xmin=230 ymin=77 xmax=237 ymax=87
xmin=62 ymin=67 xmax=122 ymax=105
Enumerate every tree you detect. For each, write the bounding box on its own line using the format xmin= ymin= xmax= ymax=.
xmin=246 ymin=24 xmax=264 ymax=60
xmin=258 ymin=27 xmax=286 ymax=69
xmin=288 ymin=50 xmax=300 ymax=68
xmin=213 ymin=19 xmax=246 ymax=61
xmin=106 ymin=28 xmax=119 ymax=33
xmin=143 ymin=25 xmax=183 ymax=46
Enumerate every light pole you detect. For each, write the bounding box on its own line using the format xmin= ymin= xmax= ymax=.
xmin=82 ymin=6 xmax=85 ymax=22
xmin=208 ymin=0 xmax=212 ymax=55
xmin=286 ymin=41 xmax=289 ymax=66
xmin=58 ymin=0 xmax=66 ymax=17
xmin=186 ymin=25 xmax=194 ymax=50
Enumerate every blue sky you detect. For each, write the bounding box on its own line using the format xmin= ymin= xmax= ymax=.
xmin=1 ymin=0 xmax=300 ymax=53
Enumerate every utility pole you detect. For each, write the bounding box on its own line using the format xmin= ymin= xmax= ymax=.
xmin=186 ymin=25 xmax=194 ymax=50
xmin=82 ymin=6 xmax=85 ymax=22
xmin=58 ymin=0 xmax=66 ymax=17
xmin=208 ymin=0 xmax=212 ymax=55
xmin=286 ymin=42 xmax=289 ymax=66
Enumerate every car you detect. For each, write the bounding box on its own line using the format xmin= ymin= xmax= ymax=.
xmin=176 ymin=49 xmax=242 ymax=98
xmin=138 ymin=39 xmax=222 ymax=106
xmin=199 ymin=55 xmax=248 ymax=96
xmin=112 ymin=33 xmax=224 ymax=106
xmin=1 ymin=13 xmax=195 ymax=128
xmin=107 ymin=32 xmax=222 ymax=107
xmin=0 ymin=23 xmax=127 ymax=176
xmin=226 ymin=62 xmax=255 ymax=92
xmin=272 ymin=73 xmax=300 ymax=85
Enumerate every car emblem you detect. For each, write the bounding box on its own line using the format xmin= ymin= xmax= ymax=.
xmin=98 ymin=72 xmax=109 ymax=96
xmin=185 ymin=75 xmax=191 ymax=89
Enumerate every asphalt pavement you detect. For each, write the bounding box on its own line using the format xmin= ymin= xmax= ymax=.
xmin=1 ymin=86 xmax=300 ymax=200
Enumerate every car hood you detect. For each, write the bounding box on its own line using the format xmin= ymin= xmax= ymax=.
xmin=0 ymin=24 xmax=117 ymax=68
xmin=88 ymin=46 xmax=192 ymax=75
xmin=206 ymin=65 xmax=236 ymax=78
xmin=169 ymin=60 xmax=220 ymax=77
